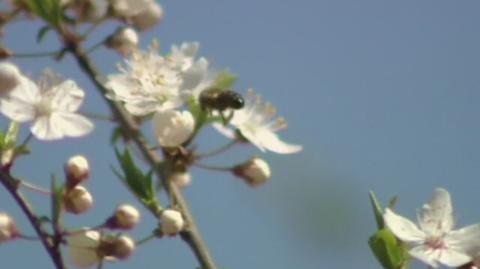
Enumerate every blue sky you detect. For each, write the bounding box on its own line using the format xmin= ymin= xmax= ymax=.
xmin=1 ymin=0 xmax=480 ymax=268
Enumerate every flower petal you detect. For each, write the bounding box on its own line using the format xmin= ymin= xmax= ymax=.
xmin=383 ymin=208 xmax=426 ymax=243
xmin=51 ymin=112 xmax=94 ymax=138
xmin=0 ymin=97 xmax=36 ymax=122
xmin=417 ymin=188 xmax=454 ymax=235
xmin=437 ymin=248 xmax=472 ymax=267
xmin=30 ymin=115 xmax=64 ymax=140
xmin=446 ymin=224 xmax=480 ymax=256
xmin=51 ymin=80 xmax=85 ymax=112
xmin=253 ymin=130 xmax=303 ymax=154
xmin=212 ymin=123 xmax=237 ymax=140
xmin=0 ymin=76 xmax=39 ymax=122
xmin=409 ymin=245 xmax=440 ymax=267
xmin=67 ymin=230 xmax=101 ymax=268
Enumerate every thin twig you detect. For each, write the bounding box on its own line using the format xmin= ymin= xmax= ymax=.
xmin=10 ymin=50 xmax=61 ymax=59
xmin=135 ymin=233 xmax=156 ymax=246
xmin=196 ymin=140 xmax=238 ymax=159
xmin=193 ymin=162 xmax=233 ymax=172
xmin=65 ymin=41 xmax=219 ymax=269
xmin=20 ymin=180 xmax=51 ymax=195
xmin=0 ymin=171 xmax=65 ymax=269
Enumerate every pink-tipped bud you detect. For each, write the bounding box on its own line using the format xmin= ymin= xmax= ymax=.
xmin=105 ymin=27 xmax=139 ymax=56
xmin=171 ymin=172 xmax=192 ymax=188
xmin=65 ymin=155 xmax=90 ymax=188
xmin=233 ymin=157 xmax=271 ymax=187
xmin=107 ymin=204 xmax=140 ymax=230
xmin=131 ymin=2 xmax=163 ymax=30
xmin=159 ymin=209 xmax=184 ymax=235
xmin=0 ymin=62 xmax=22 ymax=94
xmin=111 ymin=235 xmax=135 ymax=260
xmin=64 ymin=185 xmax=93 ymax=214
xmin=0 ymin=212 xmax=18 ymax=242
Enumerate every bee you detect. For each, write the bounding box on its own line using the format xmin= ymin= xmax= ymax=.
xmin=199 ymin=88 xmax=245 ymax=123
xmin=199 ymin=88 xmax=244 ymax=111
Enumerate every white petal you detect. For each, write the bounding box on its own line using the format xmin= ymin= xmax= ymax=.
xmin=8 ymin=76 xmax=41 ymax=104
xmin=181 ymin=58 xmax=209 ymax=91
xmin=124 ymin=99 xmax=159 ymax=116
xmin=0 ymin=97 xmax=36 ymax=122
xmin=51 ymin=112 xmax=94 ymax=137
xmin=212 ymin=123 xmax=237 ymax=140
xmin=30 ymin=115 xmax=64 ymax=140
xmin=0 ymin=76 xmax=39 ymax=122
xmin=437 ymin=249 xmax=472 ymax=267
xmin=51 ymin=80 xmax=85 ymax=112
xmin=67 ymin=230 xmax=101 ymax=268
xmin=106 ymin=74 xmax=139 ymax=101
xmin=417 ymin=188 xmax=454 ymax=235
xmin=383 ymin=208 xmax=426 ymax=243
xmin=446 ymin=224 xmax=480 ymax=256
xmin=409 ymin=245 xmax=440 ymax=267
xmin=253 ymin=129 xmax=303 ymax=154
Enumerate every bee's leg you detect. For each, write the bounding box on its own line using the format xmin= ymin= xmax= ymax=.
xmin=222 ymin=110 xmax=234 ymax=125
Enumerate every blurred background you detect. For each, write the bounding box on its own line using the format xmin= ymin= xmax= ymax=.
xmin=1 ymin=0 xmax=480 ymax=268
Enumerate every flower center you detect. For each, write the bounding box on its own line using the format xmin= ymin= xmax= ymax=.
xmin=35 ymin=99 xmax=53 ymax=116
xmin=426 ymin=236 xmax=446 ymax=250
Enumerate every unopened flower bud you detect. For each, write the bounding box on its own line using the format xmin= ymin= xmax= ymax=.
xmin=159 ymin=209 xmax=184 ymax=235
xmin=131 ymin=2 xmax=163 ymax=30
xmin=64 ymin=185 xmax=93 ymax=214
xmin=153 ymin=110 xmax=195 ymax=148
xmin=0 ymin=212 xmax=18 ymax=242
xmin=107 ymin=204 xmax=140 ymax=230
xmin=65 ymin=155 xmax=90 ymax=188
xmin=111 ymin=235 xmax=135 ymax=260
xmin=67 ymin=229 xmax=101 ymax=268
xmin=105 ymin=27 xmax=139 ymax=56
xmin=171 ymin=172 xmax=192 ymax=188
xmin=233 ymin=157 xmax=271 ymax=187
xmin=0 ymin=62 xmax=22 ymax=94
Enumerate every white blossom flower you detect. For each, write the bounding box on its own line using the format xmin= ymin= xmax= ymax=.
xmin=160 ymin=209 xmax=184 ymax=235
xmin=106 ymin=42 xmax=184 ymax=115
xmin=214 ymin=89 xmax=302 ymax=154
xmin=233 ymin=157 xmax=271 ymax=187
xmin=152 ymin=110 xmax=195 ymax=147
xmin=384 ymin=188 xmax=480 ymax=268
xmin=67 ymin=229 xmax=101 ymax=268
xmin=106 ymin=27 xmax=139 ymax=56
xmin=0 ymin=71 xmax=94 ymax=140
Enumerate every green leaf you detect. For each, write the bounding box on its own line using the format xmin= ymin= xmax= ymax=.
xmin=110 ymin=127 xmax=123 ymax=145
xmin=369 ymin=191 xmax=384 ymax=229
xmin=37 ymin=25 xmax=52 ymax=44
xmin=211 ymin=69 xmax=237 ymax=90
xmin=369 ymin=229 xmax=409 ymax=269
xmin=26 ymin=0 xmax=62 ymax=27
xmin=50 ymin=175 xmax=64 ymax=228
xmin=113 ymin=148 xmax=155 ymax=205
xmin=4 ymin=121 xmax=19 ymax=149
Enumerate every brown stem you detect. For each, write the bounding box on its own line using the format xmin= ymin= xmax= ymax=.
xmin=0 ymin=171 xmax=65 ymax=269
xmin=65 ymin=41 xmax=219 ymax=269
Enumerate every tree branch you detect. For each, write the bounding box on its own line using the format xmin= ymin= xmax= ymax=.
xmin=65 ymin=41 xmax=219 ymax=269
xmin=0 ymin=171 xmax=65 ymax=269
